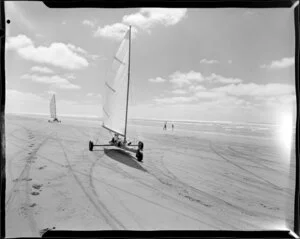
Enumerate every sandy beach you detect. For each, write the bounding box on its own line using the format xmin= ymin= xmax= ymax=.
xmin=5 ymin=114 xmax=296 ymax=237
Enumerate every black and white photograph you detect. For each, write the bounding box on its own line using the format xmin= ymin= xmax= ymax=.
xmin=4 ymin=1 xmax=298 ymax=237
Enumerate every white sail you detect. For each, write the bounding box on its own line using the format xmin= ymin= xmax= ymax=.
xmin=50 ymin=94 xmax=56 ymax=119
xmin=102 ymin=29 xmax=130 ymax=136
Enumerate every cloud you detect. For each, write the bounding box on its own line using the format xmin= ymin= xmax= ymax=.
xmin=260 ymin=57 xmax=294 ymax=69
xmin=21 ymin=74 xmax=81 ymax=90
xmin=6 ymin=34 xmax=33 ymax=50
xmin=90 ymin=54 xmax=104 ymax=61
xmin=87 ymin=93 xmax=94 ymax=96
xmin=188 ymin=85 xmax=206 ymax=92
xmin=154 ymin=96 xmax=195 ymax=104
xmin=93 ymin=8 xmax=187 ymax=40
xmin=7 ymin=35 xmax=89 ymax=70
xmin=228 ymin=60 xmax=233 ymax=64
xmin=172 ymin=89 xmax=186 ymax=94
xmin=83 ymin=20 xmax=96 ymax=28
xmin=206 ymin=73 xmax=243 ymax=84
xmin=31 ymin=66 xmax=54 ymax=74
xmin=200 ymin=59 xmax=219 ymax=64
xmin=18 ymin=43 xmax=89 ymax=70
xmin=168 ymin=71 xmax=241 ymax=88
xmin=67 ymin=43 xmax=87 ymax=55
xmin=212 ymin=83 xmax=294 ymax=97
xmin=123 ymin=8 xmax=187 ymax=31
xmin=64 ymin=73 xmax=76 ymax=80
xmin=149 ymin=77 xmax=166 ymax=83
xmin=169 ymin=71 xmax=204 ymax=88
xmin=194 ymin=91 xmax=226 ymax=99
xmin=94 ymin=23 xmax=137 ymax=40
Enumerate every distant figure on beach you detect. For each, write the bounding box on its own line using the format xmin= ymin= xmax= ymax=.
xmin=172 ymin=124 xmax=174 ymax=131
xmin=163 ymin=122 xmax=167 ymax=130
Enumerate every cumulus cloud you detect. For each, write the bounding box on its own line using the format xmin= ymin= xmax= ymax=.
xmin=21 ymin=74 xmax=80 ymax=89
xmin=6 ymin=34 xmax=33 ymax=50
xmin=67 ymin=43 xmax=87 ymax=55
xmin=6 ymin=34 xmax=89 ymax=70
xmin=188 ymin=85 xmax=206 ymax=92
xmin=31 ymin=66 xmax=54 ymax=74
xmin=212 ymin=83 xmax=294 ymax=97
xmin=200 ymin=59 xmax=219 ymax=64
xmin=168 ymin=71 xmax=241 ymax=88
xmin=206 ymin=73 xmax=243 ymax=84
xmin=149 ymin=77 xmax=166 ymax=83
xmin=64 ymin=73 xmax=76 ymax=80
xmin=18 ymin=43 xmax=88 ymax=70
xmin=94 ymin=8 xmax=187 ymax=40
xmin=123 ymin=8 xmax=187 ymax=31
xmin=260 ymin=57 xmax=294 ymax=69
xmin=170 ymin=71 xmax=204 ymax=88
xmin=94 ymin=23 xmax=138 ymax=40
xmin=83 ymin=19 xmax=96 ymax=28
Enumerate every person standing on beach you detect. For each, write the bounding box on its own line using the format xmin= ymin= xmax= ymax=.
xmin=163 ymin=122 xmax=167 ymax=130
xmin=172 ymin=124 xmax=174 ymax=131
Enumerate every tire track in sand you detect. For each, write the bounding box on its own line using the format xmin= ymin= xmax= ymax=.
xmin=90 ymin=148 xmax=234 ymax=229
xmin=209 ymin=142 xmax=283 ymax=192
xmin=85 ymin=149 xmax=146 ymax=230
xmin=55 ymin=134 xmax=126 ymax=230
xmin=71 ymin=127 xmax=146 ymax=229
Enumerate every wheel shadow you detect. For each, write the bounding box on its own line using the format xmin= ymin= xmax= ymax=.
xmin=104 ymin=148 xmax=147 ymax=173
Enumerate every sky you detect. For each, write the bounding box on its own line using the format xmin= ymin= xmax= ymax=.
xmin=5 ymin=2 xmax=297 ymax=124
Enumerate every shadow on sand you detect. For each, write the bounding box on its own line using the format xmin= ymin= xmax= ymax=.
xmin=104 ymin=148 xmax=147 ymax=173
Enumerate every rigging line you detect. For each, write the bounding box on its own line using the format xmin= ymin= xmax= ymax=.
xmin=114 ymin=56 xmax=126 ymax=65
xmin=103 ymin=107 xmax=110 ymax=118
xmin=105 ymin=82 xmax=116 ymax=93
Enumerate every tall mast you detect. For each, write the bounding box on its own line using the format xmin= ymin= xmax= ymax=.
xmin=53 ymin=94 xmax=56 ymax=119
xmin=124 ymin=25 xmax=131 ymax=143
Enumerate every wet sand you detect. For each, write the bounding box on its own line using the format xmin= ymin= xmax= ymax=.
xmin=5 ymin=114 xmax=296 ymax=237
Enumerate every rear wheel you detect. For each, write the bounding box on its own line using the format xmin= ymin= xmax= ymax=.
xmin=89 ymin=141 xmax=94 ymax=151
xmin=136 ymin=149 xmax=143 ymax=161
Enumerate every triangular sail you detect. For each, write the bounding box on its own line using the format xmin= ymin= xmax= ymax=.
xmin=102 ymin=29 xmax=130 ymax=137
xmin=50 ymin=94 xmax=56 ymax=119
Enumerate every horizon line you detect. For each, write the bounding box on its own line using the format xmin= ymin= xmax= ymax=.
xmin=6 ymin=112 xmax=279 ymax=125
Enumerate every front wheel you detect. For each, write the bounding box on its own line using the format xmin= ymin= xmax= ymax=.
xmin=136 ymin=149 xmax=143 ymax=161
xmin=89 ymin=141 xmax=94 ymax=151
